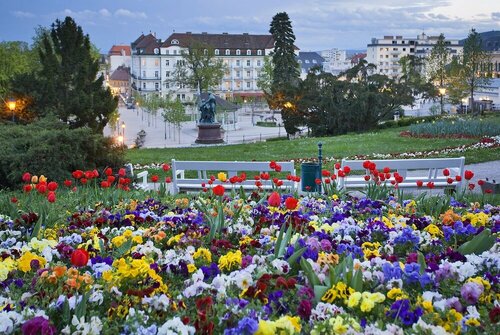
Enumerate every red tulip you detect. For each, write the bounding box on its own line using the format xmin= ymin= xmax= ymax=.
xmin=162 ymin=163 xmax=171 ymax=171
xmin=338 ymin=170 xmax=345 ymax=178
xmin=362 ymin=160 xmax=371 ymax=169
xmin=322 ymin=170 xmax=331 ymax=177
xmin=118 ymin=168 xmax=126 ymax=177
xmin=47 ymin=181 xmax=58 ymax=192
xmin=455 ymin=175 xmax=462 ymax=182
xmin=80 ymin=178 xmax=88 ymax=185
xmin=383 ymin=167 xmax=390 ymax=173
xmin=260 ymin=172 xmax=270 ymax=180
xmin=315 ymin=178 xmax=322 ymax=185
xmin=107 ymin=175 xmax=116 ymax=184
xmin=325 ymin=178 xmax=331 ymax=184
xmin=464 ymin=170 xmax=474 ymax=180
xmin=269 ymin=161 xmax=277 ymax=169
xmin=443 ymin=168 xmax=450 ymax=176
xmin=368 ymin=162 xmax=377 ymax=171
xmin=343 ymin=166 xmax=351 ymax=174
xmin=213 ymin=184 xmax=225 ymax=196
xmin=285 ymin=197 xmax=298 ymax=210
xmin=274 ymin=164 xmax=282 ymax=172
xmin=101 ymin=181 xmax=110 ymax=188
xmin=23 ymin=184 xmax=32 ymax=193
xmin=334 ymin=163 xmax=341 ymax=170
xmin=105 ymin=167 xmax=113 ymax=176
xmin=364 ymin=175 xmax=370 ymax=181
xmin=447 ymin=178 xmax=454 ymax=184
xmin=416 ymin=180 xmax=423 ymax=187
xmin=395 ymin=175 xmax=403 ymax=184
xmin=469 ymin=183 xmax=475 ymax=190
xmin=37 ymin=184 xmax=47 ymax=194
xmin=165 ymin=177 xmax=172 ymax=183
xmin=478 ymin=179 xmax=485 ymax=186
xmin=47 ymin=191 xmax=56 ymax=203
xmin=72 ymin=170 xmax=84 ymax=179
xmin=268 ymin=192 xmax=281 ymax=207
xmin=151 ymin=175 xmax=159 ymax=183
xmin=485 ymin=189 xmax=493 ymax=194
xmin=426 ymin=182 xmax=435 ymax=189
xmin=11 ymin=197 xmax=18 ymax=203
xmin=22 ymin=172 xmax=31 ymax=183
xmin=64 ymin=179 xmax=72 ymax=187
xmin=71 ymin=249 xmax=89 ymax=267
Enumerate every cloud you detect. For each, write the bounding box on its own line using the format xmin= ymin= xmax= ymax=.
xmin=492 ymin=12 xmax=500 ymax=20
xmin=99 ymin=9 xmax=112 ymax=17
xmin=12 ymin=11 xmax=35 ymax=18
xmin=115 ymin=9 xmax=147 ymax=19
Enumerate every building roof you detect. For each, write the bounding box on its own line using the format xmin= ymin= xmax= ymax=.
xmin=109 ymin=45 xmax=131 ymax=56
xmin=297 ymin=52 xmax=325 ymax=72
xmin=132 ymin=33 xmax=162 ymax=54
xmin=198 ymin=92 xmax=238 ymax=111
xmin=350 ymin=53 xmax=367 ymax=64
xmin=109 ymin=66 xmax=130 ymax=81
xmin=162 ymin=32 xmax=275 ymax=50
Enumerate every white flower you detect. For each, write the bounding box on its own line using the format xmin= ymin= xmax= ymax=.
xmin=88 ymin=290 xmax=104 ymax=305
xmin=157 ymin=317 xmax=196 ymax=335
xmin=234 ymin=271 xmax=253 ymax=290
xmin=70 ymin=315 xmax=103 ymax=335
xmin=0 ymin=311 xmax=23 ymax=334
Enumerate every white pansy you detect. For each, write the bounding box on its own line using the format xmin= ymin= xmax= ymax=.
xmin=157 ymin=317 xmax=196 ymax=335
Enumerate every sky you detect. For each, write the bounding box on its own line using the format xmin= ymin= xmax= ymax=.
xmin=2 ymin=0 xmax=499 ymax=53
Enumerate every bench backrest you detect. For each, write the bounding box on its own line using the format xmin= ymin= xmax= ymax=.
xmin=339 ymin=157 xmax=465 ymax=189
xmin=171 ymin=159 xmax=296 ymax=193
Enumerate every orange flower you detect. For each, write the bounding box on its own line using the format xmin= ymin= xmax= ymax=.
xmin=440 ymin=209 xmax=461 ymax=226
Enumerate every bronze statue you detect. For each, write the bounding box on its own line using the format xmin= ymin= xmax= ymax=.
xmin=199 ymin=93 xmax=216 ymax=123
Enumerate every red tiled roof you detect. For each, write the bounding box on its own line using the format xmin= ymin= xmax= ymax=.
xmin=109 ymin=45 xmax=131 ymax=56
xmin=161 ymin=33 xmax=275 ymax=50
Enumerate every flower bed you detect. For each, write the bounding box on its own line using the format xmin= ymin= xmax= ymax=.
xmin=0 ymin=170 xmax=499 ymax=334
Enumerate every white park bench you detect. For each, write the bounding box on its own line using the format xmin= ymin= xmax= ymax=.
xmin=338 ymin=157 xmax=466 ymax=190
xmin=171 ymin=159 xmax=298 ymax=194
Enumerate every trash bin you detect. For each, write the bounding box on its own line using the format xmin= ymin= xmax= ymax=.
xmin=301 ymin=162 xmax=320 ymax=192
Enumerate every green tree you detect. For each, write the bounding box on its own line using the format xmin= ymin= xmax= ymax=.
xmin=269 ymin=12 xmax=301 ymax=137
xmin=256 ymin=56 xmax=274 ymax=95
xmin=342 ymin=59 xmax=376 ymax=83
xmin=426 ymin=34 xmax=449 ymax=92
xmin=169 ymin=40 xmax=226 ymax=93
xmin=0 ymin=41 xmax=37 ymax=101
xmin=14 ymin=16 xmax=117 ymax=132
xmin=461 ymin=29 xmax=491 ymax=115
xmin=162 ymin=97 xmax=186 ymax=143
xmin=446 ymin=57 xmax=469 ymax=108
xmin=398 ymin=54 xmax=434 ymax=100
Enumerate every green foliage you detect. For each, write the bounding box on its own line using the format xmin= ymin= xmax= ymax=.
xmin=0 ymin=117 xmax=124 ymax=188
xmin=409 ymin=118 xmax=500 ymax=137
xmin=426 ymin=33 xmax=450 ymax=97
xmin=377 ymin=115 xmax=442 ymax=129
xmin=169 ymin=40 xmax=226 ymax=92
xmin=0 ymin=41 xmax=38 ymax=99
xmin=13 ymin=16 xmax=117 ymax=133
xmin=256 ymin=56 xmax=274 ymax=95
xmin=458 ymin=228 xmax=495 ymax=255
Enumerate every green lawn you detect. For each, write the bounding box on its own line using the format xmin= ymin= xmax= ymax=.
xmin=125 ymin=126 xmax=499 ymax=168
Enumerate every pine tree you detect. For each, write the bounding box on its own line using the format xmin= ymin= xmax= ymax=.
xmin=21 ymin=17 xmax=117 ymax=133
xmin=269 ymin=12 xmax=301 ymax=137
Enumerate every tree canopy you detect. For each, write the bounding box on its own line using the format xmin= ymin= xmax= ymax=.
xmin=13 ymin=16 xmax=117 ymax=132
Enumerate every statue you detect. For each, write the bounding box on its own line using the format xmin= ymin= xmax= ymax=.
xmin=199 ymin=93 xmax=216 ymax=123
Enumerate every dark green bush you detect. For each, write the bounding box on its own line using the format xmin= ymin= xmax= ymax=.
xmin=0 ymin=117 xmax=124 ymax=188
xmin=378 ymin=115 xmax=442 ymax=129
xmin=256 ymin=121 xmax=277 ymax=127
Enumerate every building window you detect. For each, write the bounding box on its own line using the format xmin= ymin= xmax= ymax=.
xmin=246 ymin=60 xmax=251 ymax=66
xmin=312 ymin=59 xmax=317 ymax=63
xmin=142 ymin=83 xmax=146 ymax=89
xmin=215 ymin=49 xmax=219 ymax=55
xmin=177 ymin=94 xmax=181 ymax=99
xmin=257 ymin=50 xmax=262 ymax=56
xmin=165 ymin=82 xmax=169 ymax=88
xmin=236 ymin=71 xmax=241 ymax=78
xmin=236 ymin=49 xmax=241 ymax=55
xmin=225 ymin=49 xmax=230 ymax=55
xmin=155 ymin=82 xmax=159 ymax=90
xmin=171 ymin=39 xmax=179 ymax=45
xmin=165 ymin=60 xmax=170 ymax=66
xmin=155 ymin=71 xmax=159 ymax=78
xmin=246 ymin=82 xmax=251 ymax=89
xmin=165 ymin=50 xmax=169 ymax=55
xmin=181 ymin=94 xmax=185 ymax=100
xmin=166 ymin=71 xmax=170 ymax=77
xmin=257 ymin=60 xmax=261 ymax=66
xmin=142 ymin=59 xmax=146 ymax=66
xmin=155 ymin=59 xmax=159 ymax=66
xmin=236 ymin=60 xmax=240 ymax=66
xmin=305 ymin=60 xmax=310 ymax=63
xmin=246 ymin=49 xmax=251 ymax=55
xmin=142 ymin=71 xmax=146 ymax=78
xmin=246 ymin=71 xmax=251 ymax=77
xmin=173 ymin=50 xmax=178 ymax=55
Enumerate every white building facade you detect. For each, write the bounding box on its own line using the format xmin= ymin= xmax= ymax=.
xmin=130 ymin=32 xmax=277 ymax=102
xmin=366 ymin=33 xmax=462 ymax=79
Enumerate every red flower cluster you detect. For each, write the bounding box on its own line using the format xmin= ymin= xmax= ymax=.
xmin=21 ymin=173 xmax=58 ymax=203
xmin=71 ymin=167 xmax=130 ymax=191
xmin=361 ymin=161 xmax=404 ymax=187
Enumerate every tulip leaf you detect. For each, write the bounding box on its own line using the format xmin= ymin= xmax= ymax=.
xmin=274 ymin=221 xmax=287 ymax=259
xmin=313 ymin=285 xmax=329 ymax=304
xmin=417 ymin=251 xmax=427 ymax=274
xmin=458 ymin=228 xmax=495 ymax=255
xmin=300 ymin=257 xmax=320 ymax=287
xmin=286 ymin=246 xmax=306 ymax=268
xmin=351 ymin=269 xmax=363 ymax=292
xmin=113 ymin=239 xmax=133 ymax=258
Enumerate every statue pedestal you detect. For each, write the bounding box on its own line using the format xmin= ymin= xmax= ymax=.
xmin=195 ymin=123 xmax=224 ymax=144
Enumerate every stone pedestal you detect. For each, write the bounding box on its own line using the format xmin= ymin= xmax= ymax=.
xmin=195 ymin=123 xmax=224 ymax=144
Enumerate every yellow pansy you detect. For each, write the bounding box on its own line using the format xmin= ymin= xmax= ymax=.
xmin=255 ymin=320 xmax=276 ymax=335
xmin=424 ymin=224 xmax=443 ymax=238
xmin=193 ymin=247 xmax=212 ymax=263
xmin=218 ymin=250 xmax=242 ymax=272
xmin=17 ymin=251 xmax=46 ymax=273
xmin=0 ymin=258 xmax=16 ymax=281
xmin=347 ymin=291 xmax=362 ymax=308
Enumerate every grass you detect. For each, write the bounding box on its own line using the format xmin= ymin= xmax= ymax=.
xmin=125 ymin=126 xmax=499 ymax=169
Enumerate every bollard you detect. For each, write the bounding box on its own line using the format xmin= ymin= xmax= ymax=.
xmin=318 ymin=142 xmax=323 ymax=193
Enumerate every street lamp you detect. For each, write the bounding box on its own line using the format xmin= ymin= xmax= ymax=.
xmin=439 ymin=87 xmax=446 ymax=114
xmin=121 ymin=121 xmax=126 ymax=139
xmin=461 ymin=98 xmax=468 ymax=114
xmin=7 ymin=99 xmax=16 ymax=123
xmin=117 ymin=135 xmax=124 ymax=145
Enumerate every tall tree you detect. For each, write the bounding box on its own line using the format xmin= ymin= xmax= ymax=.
xmin=269 ymin=12 xmax=301 ymax=137
xmin=426 ymin=34 xmax=449 ymax=92
xmin=0 ymin=41 xmax=37 ymax=101
xmin=256 ymin=56 xmax=274 ymax=95
xmin=162 ymin=96 xmax=186 ymax=143
xmin=169 ymin=40 xmax=226 ymax=93
xmin=461 ymin=29 xmax=491 ymax=115
xmin=342 ymin=59 xmax=376 ymax=83
xmin=14 ymin=17 xmax=117 ymax=132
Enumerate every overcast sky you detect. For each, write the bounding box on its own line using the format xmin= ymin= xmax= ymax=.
xmin=2 ymin=0 xmax=499 ymax=52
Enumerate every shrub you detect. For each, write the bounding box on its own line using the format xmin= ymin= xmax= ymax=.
xmin=378 ymin=115 xmax=442 ymax=129
xmin=0 ymin=117 xmax=124 ymax=188
xmin=409 ymin=118 xmax=500 ymax=137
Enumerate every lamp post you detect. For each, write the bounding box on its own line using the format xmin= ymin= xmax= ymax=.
xmin=121 ymin=122 xmax=126 ymax=146
xmin=7 ymin=99 xmax=16 ymax=123
xmin=439 ymin=87 xmax=446 ymax=114
xmin=461 ymin=98 xmax=468 ymax=114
